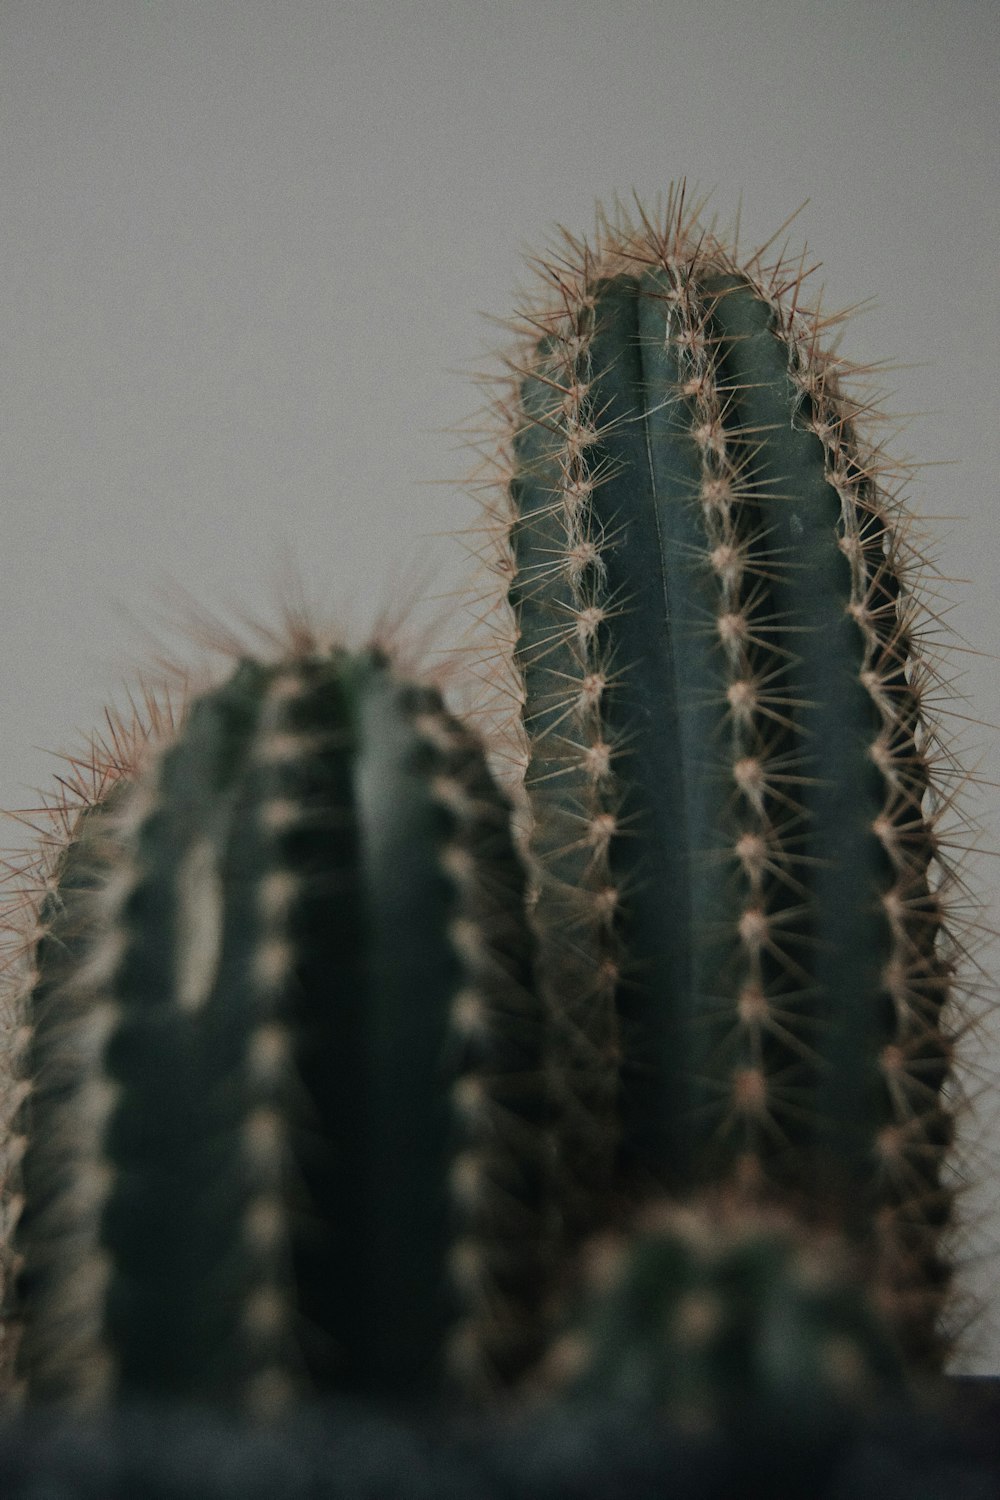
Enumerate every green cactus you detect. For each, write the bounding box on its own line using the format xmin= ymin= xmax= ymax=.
xmin=6 ymin=639 xmax=555 ymax=1415
xmin=0 ymin=697 xmax=180 ymax=1382
xmin=532 ymin=1196 xmax=905 ymax=1435
xmin=0 ymin=191 xmax=987 ymax=1476
xmin=483 ymin=192 xmax=964 ymax=1369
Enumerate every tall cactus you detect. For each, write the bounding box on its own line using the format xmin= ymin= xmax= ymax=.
xmin=5 ymin=638 xmax=555 ymax=1415
xmin=483 ymin=191 xmax=964 ymax=1368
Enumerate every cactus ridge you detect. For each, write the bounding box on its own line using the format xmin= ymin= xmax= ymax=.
xmin=6 ymin=636 xmax=555 ymax=1415
xmin=0 ymin=689 xmax=183 ymax=1375
xmin=467 ymin=190 xmax=975 ymax=1366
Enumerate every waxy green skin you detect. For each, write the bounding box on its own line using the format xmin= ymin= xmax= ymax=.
xmin=13 ymin=648 xmax=554 ymax=1412
xmin=508 ymin=252 xmax=952 ymax=1365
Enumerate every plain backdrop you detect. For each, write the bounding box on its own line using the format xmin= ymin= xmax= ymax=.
xmin=2 ymin=0 xmax=998 ymax=1369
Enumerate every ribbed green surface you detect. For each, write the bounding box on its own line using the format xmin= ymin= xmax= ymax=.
xmin=13 ymin=783 xmax=132 ymax=1397
xmin=13 ymin=647 xmax=552 ymax=1411
xmin=506 ymin=238 xmax=952 ymax=1364
xmin=706 ymin=279 xmax=892 ymax=1188
xmin=583 ymin=274 xmax=749 ymax=1181
xmin=542 ymin=1204 xmax=904 ymax=1432
xmin=510 ymin=320 xmax=624 ymax=1241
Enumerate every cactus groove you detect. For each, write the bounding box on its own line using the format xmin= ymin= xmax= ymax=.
xmin=8 ymin=642 xmax=554 ymax=1414
xmin=490 ymin=192 xmax=962 ymax=1367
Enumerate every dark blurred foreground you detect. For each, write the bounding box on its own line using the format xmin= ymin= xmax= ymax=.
xmin=1 ymin=1379 xmax=998 ymax=1500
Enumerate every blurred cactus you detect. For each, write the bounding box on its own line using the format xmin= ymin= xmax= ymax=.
xmin=4 ymin=638 xmax=554 ymax=1415
xmin=533 ymin=1196 xmax=905 ymax=1435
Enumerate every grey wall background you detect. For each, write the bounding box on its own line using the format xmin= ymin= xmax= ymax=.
xmin=2 ymin=0 xmax=997 ymax=1368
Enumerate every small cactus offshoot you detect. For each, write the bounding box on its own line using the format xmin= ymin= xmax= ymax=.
xmin=533 ymin=1196 xmax=905 ymax=1435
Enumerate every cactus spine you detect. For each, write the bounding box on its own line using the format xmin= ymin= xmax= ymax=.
xmin=489 ymin=193 xmax=962 ymax=1367
xmin=8 ymin=640 xmax=554 ymax=1414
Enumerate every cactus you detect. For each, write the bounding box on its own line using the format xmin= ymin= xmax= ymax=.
xmin=0 ymin=696 xmax=182 ymax=1375
xmin=477 ymin=190 xmax=969 ymax=1370
xmin=533 ymin=1197 xmax=905 ymax=1435
xmin=5 ymin=637 xmax=555 ymax=1415
xmin=0 ymin=191 xmax=991 ymax=1486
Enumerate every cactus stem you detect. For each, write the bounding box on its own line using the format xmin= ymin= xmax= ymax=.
xmin=454 ymin=192 xmax=993 ymax=1367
